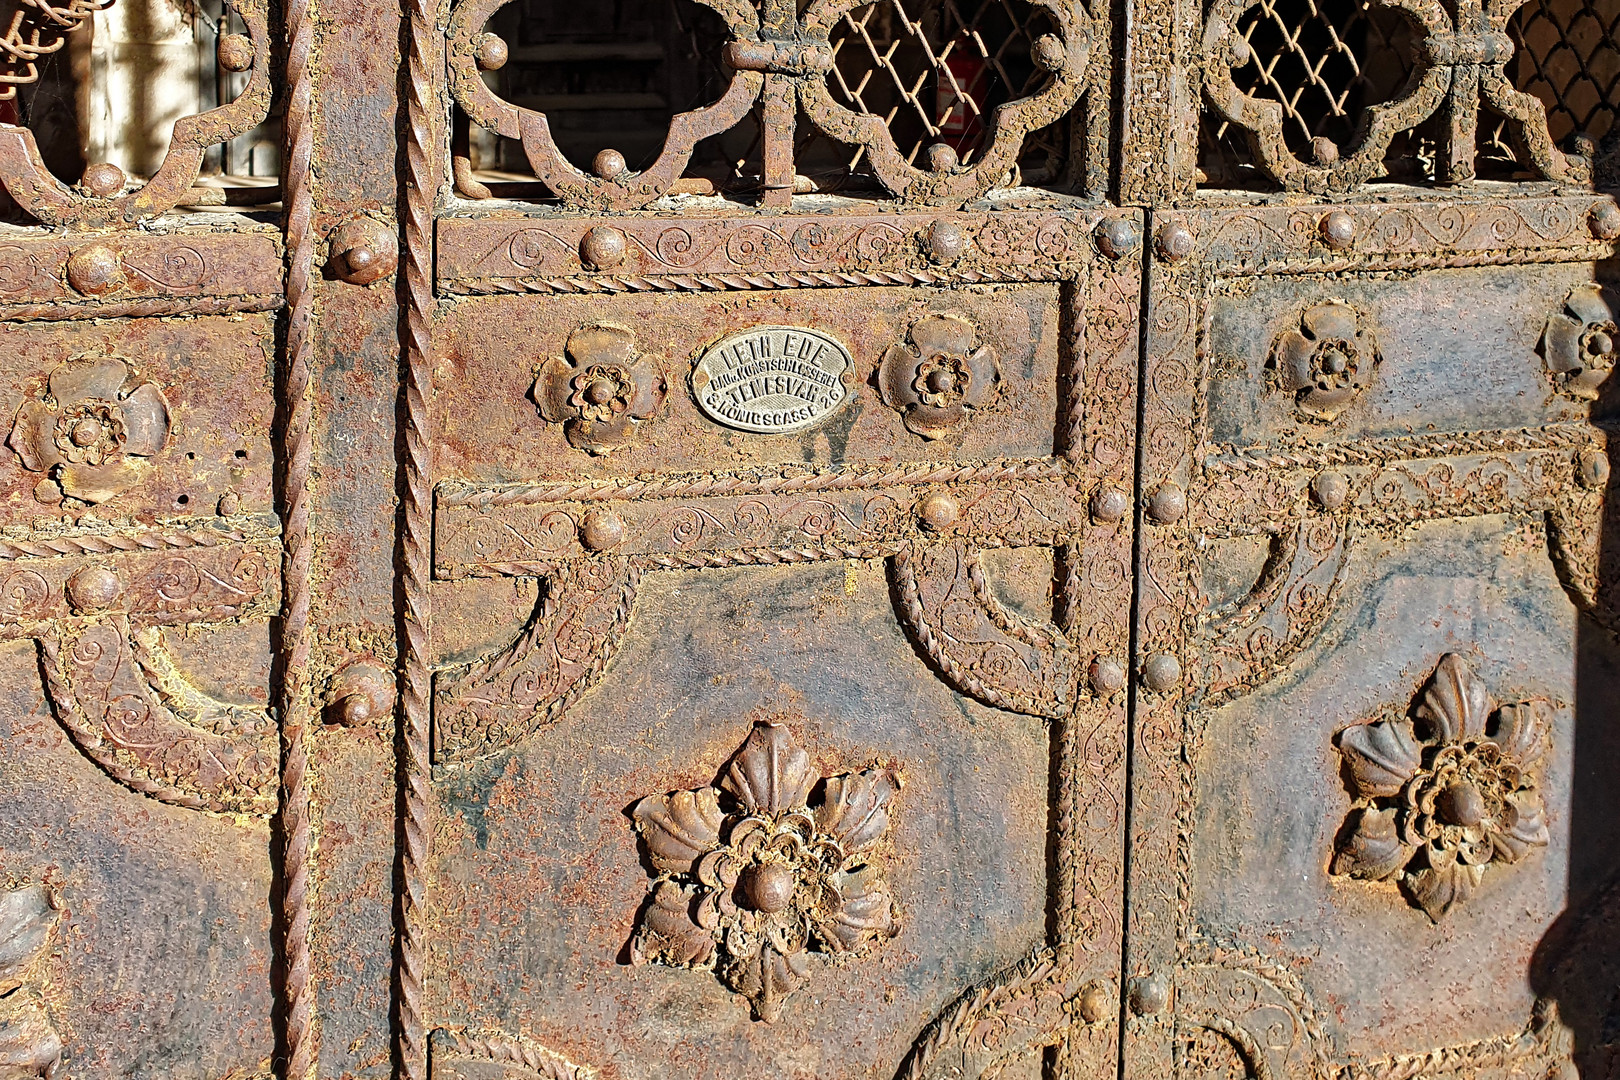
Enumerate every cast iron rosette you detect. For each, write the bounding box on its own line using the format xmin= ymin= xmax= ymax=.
xmin=1270 ymin=300 xmax=1380 ymax=422
xmin=878 ymin=315 xmax=1001 ymax=440
xmin=532 ymin=326 xmax=667 ymax=455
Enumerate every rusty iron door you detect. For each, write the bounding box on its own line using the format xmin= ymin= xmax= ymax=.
xmin=1118 ymin=1 xmax=1620 ymax=1074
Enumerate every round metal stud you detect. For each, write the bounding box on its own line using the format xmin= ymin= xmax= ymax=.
xmin=1030 ymin=34 xmax=1066 ymax=72
xmin=65 ymin=245 xmax=125 ymax=296
xmin=217 ymin=491 xmax=241 ymax=516
xmin=1146 ymin=482 xmax=1186 ymax=525
xmin=1320 ymin=210 xmax=1356 ymax=250
xmin=917 ymin=492 xmax=960 ymax=530
xmin=1089 ymin=656 xmax=1127 ymax=696
xmin=1591 ymin=200 xmax=1620 ymax=241
xmin=1077 ymin=980 xmax=1113 ymax=1024
xmin=32 ymin=479 xmax=61 ymax=505
xmin=217 ymin=33 xmax=255 ymax=72
xmin=1141 ymin=653 xmax=1182 ymax=693
xmin=1090 ymin=485 xmax=1130 ymax=524
xmin=592 ymin=148 xmax=628 ymax=180
xmin=741 ymin=863 xmax=795 ymax=913
xmin=1156 ymin=222 xmax=1194 ymax=263
xmin=1128 ymin=973 xmax=1170 ymax=1016
xmin=81 ymin=162 xmax=125 ymax=197
xmin=66 ymin=566 xmax=122 ymax=612
xmin=1577 ymin=447 xmax=1610 ymax=489
xmin=329 ymin=217 xmax=398 ymax=285
xmin=926 ymin=219 xmax=967 ymax=264
xmin=580 ymin=226 xmax=628 ymax=271
xmin=580 ymin=508 xmax=626 ymax=551
xmin=473 ymin=32 xmax=508 ymax=71
xmin=1311 ymin=470 xmax=1350 ymax=510
xmin=1095 ymin=218 xmax=1140 ymax=260
xmin=1229 ymin=35 xmax=1251 ymax=66
xmin=925 ymin=143 xmax=958 ymax=173
xmin=1437 ymin=781 xmax=1485 ymax=827
xmin=1310 ymin=136 xmax=1340 ymax=165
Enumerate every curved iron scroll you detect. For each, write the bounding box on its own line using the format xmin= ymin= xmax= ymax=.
xmin=0 ymin=0 xmax=272 ymax=228
xmin=1199 ymin=518 xmax=1354 ymax=707
xmin=38 ymin=617 xmax=278 ymax=815
xmin=433 ymin=557 xmax=640 ymax=764
xmin=890 ymin=540 xmax=1081 ymax=719
xmin=897 ymin=947 xmax=1077 ymax=1080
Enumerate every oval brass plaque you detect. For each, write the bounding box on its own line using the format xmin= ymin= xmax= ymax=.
xmin=691 ymin=326 xmax=852 ymax=434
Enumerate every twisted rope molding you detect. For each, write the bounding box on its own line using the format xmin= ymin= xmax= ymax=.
xmin=439 ymin=265 xmax=1064 ymax=296
xmin=0 ymin=294 xmax=283 ymax=322
xmin=394 ymin=0 xmax=437 ymax=1066
xmin=1204 ymin=423 xmax=1598 ymax=474
xmin=276 ymin=0 xmax=317 ymax=1061
xmin=431 ymin=1030 xmax=594 ymax=1079
xmin=0 ymin=517 xmax=276 ymax=560
xmin=438 ymin=460 xmax=1067 ymax=508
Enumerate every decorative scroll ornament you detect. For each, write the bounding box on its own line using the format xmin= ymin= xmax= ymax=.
xmin=1269 ymin=301 xmax=1380 ymax=421
xmin=1200 ymin=0 xmax=1590 ymax=191
xmin=532 ymin=327 xmax=667 ymax=455
xmin=8 ymin=356 xmax=170 ymax=505
xmin=0 ymin=886 xmax=63 ymax=1079
xmin=0 ymin=0 xmax=271 ymax=228
xmin=629 ymin=719 xmax=901 ymax=1022
xmin=878 ymin=316 xmax=1001 ymax=440
xmin=1541 ymin=284 xmax=1617 ymax=402
xmin=1332 ymin=653 xmax=1553 ymax=921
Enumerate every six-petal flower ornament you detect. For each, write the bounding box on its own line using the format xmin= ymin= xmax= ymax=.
xmin=0 ymin=885 xmax=64 ymax=1078
xmin=1270 ymin=300 xmax=1381 ymax=421
xmin=1331 ymin=653 xmax=1554 ymax=921
xmin=532 ymin=325 xmax=666 ymax=455
xmin=1541 ymin=283 xmax=1617 ymax=401
xmin=8 ymin=356 xmax=172 ymax=505
xmin=878 ymin=315 xmax=1000 ymax=439
xmin=629 ymin=720 xmax=901 ymax=1021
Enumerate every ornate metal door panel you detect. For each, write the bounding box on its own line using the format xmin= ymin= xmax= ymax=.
xmin=414 ymin=206 xmax=1140 ymax=1078
xmin=1126 ymin=189 xmax=1620 ymax=1078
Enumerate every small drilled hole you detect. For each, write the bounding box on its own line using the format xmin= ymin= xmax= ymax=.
xmin=176 ymin=494 xmax=189 ymax=505
xmin=235 ymin=449 xmax=248 ymax=459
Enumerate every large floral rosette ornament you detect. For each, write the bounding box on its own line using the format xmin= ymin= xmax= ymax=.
xmin=1331 ymin=653 xmax=1554 ymax=921
xmin=629 ymin=720 xmax=901 ymax=1021
xmin=532 ymin=325 xmax=666 ymax=455
xmin=8 ymin=356 xmax=171 ymax=505
xmin=878 ymin=315 xmax=1000 ymax=440
xmin=1269 ymin=301 xmax=1380 ymax=422
xmin=1541 ymin=284 xmax=1617 ymax=402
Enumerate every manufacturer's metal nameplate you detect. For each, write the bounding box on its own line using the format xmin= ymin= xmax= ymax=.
xmin=691 ymin=327 xmax=852 ymax=434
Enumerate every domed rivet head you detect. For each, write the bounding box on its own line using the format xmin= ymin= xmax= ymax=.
xmin=1229 ymin=35 xmax=1251 ymax=66
xmin=1077 ymin=980 xmax=1113 ymax=1024
xmin=580 ymin=226 xmax=628 ymax=271
xmin=1577 ymin=447 xmax=1610 ymax=489
xmin=217 ymin=491 xmax=241 ymax=516
xmin=1590 ymin=201 xmax=1620 ymax=241
xmin=1320 ymin=210 xmax=1356 ymax=250
xmin=66 ymin=566 xmax=122 ymax=613
xmin=81 ymin=162 xmax=125 ymax=197
xmin=592 ymin=148 xmax=628 ymax=180
xmin=65 ymin=245 xmax=125 ymax=296
xmin=323 ymin=661 xmax=391 ymax=727
xmin=925 ymin=142 xmax=959 ymax=173
xmin=1095 ymin=218 xmax=1140 ymax=260
xmin=926 ymin=219 xmax=967 ymax=264
xmin=1146 ymin=482 xmax=1186 ymax=525
xmin=1090 ymin=485 xmax=1130 ymax=524
xmin=32 ymin=478 xmax=62 ymax=505
xmin=1311 ymin=470 xmax=1350 ymax=510
xmin=1031 ymin=34 xmax=1066 ymax=72
xmin=217 ymin=33 xmax=254 ymax=72
xmin=1156 ymin=222 xmax=1194 ymax=263
xmin=917 ymin=492 xmax=960 ymax=530
xmin=1141 ymin=653 xmax=1182 ymax=693
xmin=1571 ymin=132 xmax=1597 ymax=159
xmin=1311 ymin=136 xmax=1340 ymax=165
xmin=1128 ymin=973 xmax=1170 ymax=1016
xmin=473 ymin=32 xmax=508 ymax=71
xmin=579 ymin=508 xmax=625 ymax=551
xmin=741 ymin=863 xmax=795 ymax=913
xmin=1437 ymin=781 xmax=1486 ymax=827
xmin=330 ymin=217 xmax=398 ymax=285
xmin=332 ymin=693 xmax=373 ymax=726
xmin=1089 ymin=657 xmax=1127 ymax=696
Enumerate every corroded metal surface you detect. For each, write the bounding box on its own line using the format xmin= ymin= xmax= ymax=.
xmin=0 ymin=1 xmax=1615 ymax=1079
